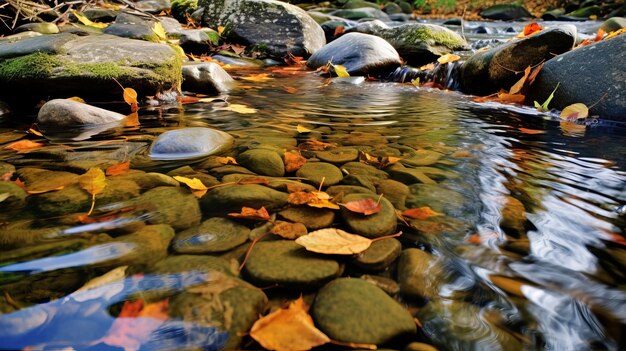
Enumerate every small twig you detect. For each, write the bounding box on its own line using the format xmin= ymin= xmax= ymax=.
xmin=239 ymin=233 xmax=269 ymax=272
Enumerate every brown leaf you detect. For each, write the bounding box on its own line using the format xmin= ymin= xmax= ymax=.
xmin=4 ymin=140 xmax=44 ymax=153
xmin=509 ymin=66 xmax=531 ymax=95
xmin=216 ymin=156 xmax=238 ymax=165
xmin=250 ymin=297 xmax=330 ymax=351
xmin=340 ymin=197 xmax=382 ymax=215
xmin=295 ymin=228 xmax=373 ymax=254
xmin=101 ymin=299 xmax=169 ymax=350
xmin=333 ymin=25 xmax=345 ymax=37
xmin=497 ymin=91 xmax=526 ymax=104
xmin=283 ymin=86 xmax=299 ymax=94
xmin=271 ymin=221 xmax=308 ymax=239
xmin=298 ymin=139 xmax=337 ymax=151
xmin=359 ymin=151 xmax=401 ymax=169
xmin=526 ymin=63 xmax=543 ymax=87
xmin=228 ymin=206 xmax=271 ymax=221
xmin=173 ymin=176 xmax=208 ymax=198
xmin=402 ymin=207 xmax=443 ymax=220
xmin=284 ymin=150 xmax=307 ymax=172
xmin=106 ymin=161 xmax=130 ymax=176
xmin=237 ymin=177 xmax=270 ymax=186
xmin=288 ymin=191 xmax=340 ymax=210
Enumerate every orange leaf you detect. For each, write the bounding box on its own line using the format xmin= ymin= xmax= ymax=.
xmin=527 ymin=62 xmax=543 ymax=87
xmin=288 ymin=191 xmax=321 ymax=205
xmin=497 ymin=91 xmax=526 ymax=104
xmin=240 ymin=73 xmax=273 ymax=82
xmin=4 ymin=140 xmax=44 ymax=152
xmin=228 ymin=206 xmax=271 ymax=221
xmin=333 ymin=25 xmax=345 ymax=37
xmin=271 ymin=221 xmax=308 ymax=239
xmin=341 ymin=197 xmax=382 ymax=215
xmin=518 ymin=128 xmax=545 ymax=135
xmin=237 ymin=177 xmax=270 ymax=186
xmin=509 ymin=66 xmax=531 ymax=95
xmin=101 ymin=299 xmax=169 ymax=350
xmin=359 ymin=151 xmax=401 ymax=169
xmin=283 ymin=86 xmax=299 ymax=94
xmin=521 ymin=22 xmax=543 ymax=37
xmin=216 ymin=156 xmax=238 ymax=165
xmin=106 ymin=161 xmax=130 ymax=176
xmin=27 ymin=128 xmax=43 ymax=137
xmin=284 ymin=150 xmax=307 ymax=173
xmin=123 ymin=87 xmax=138 ymax=105
xmin=298 ymin=139 xmax=337 ymax=151
xmin=437 ymin=53 xmax=461 ymax=65
xmin=402 ymin=207 xmax=443 ymax=220
xmin=595 ymin=28 xmax=606 ymax=41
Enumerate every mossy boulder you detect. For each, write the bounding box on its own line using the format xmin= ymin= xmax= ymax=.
xmin=311 ymin=278 xmax=416 ymax=344
xmin=171 ymin=0 xmax=198 ymax=21
xmin=340 ymin=193 xmax=397 ymax=238
xmin=0 ymin=33 xmax=182 ymax=102
xmin=172 ymin=217 xmax=250 ymax=253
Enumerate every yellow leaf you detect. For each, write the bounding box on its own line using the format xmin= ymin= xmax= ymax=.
xmin=79 ymin=167 xmax=106 ymax=216
xmin=295 ymin=228 xmax=373 ymax=255
xmin=307 ymin=198 xmax=340 ymax=210
xmin=67 ymin=96 xmax=85 ymax=103
xmin=240 ymin=73 xmax=273 ymax=82
xmin=437 ymin=53 xmax=461 ymax=64
xmin=411 ymin=78 xmax=420 ymax=87
xmin=250 ymin=297 xmax=330 ymax=351
xmin=217 ymin=25 xmax=225 ymax=36
xmin=331 ymin=64 xmax=350 ymax=78
xmin=297 ymin=125 xmax=312 ymax=133
xmin=123 ymin=88 xmax=137 ymax=105
xmin=560 ymin=103 xmax=589 ymax=120
xmin=216 ymin=156 xmax=237 ymax=165
xmin=224 ymin=103 xmax=257 ymax=114
xmin=173 ymin=176 xmax=208 ymax=198
xmin=72 ymin=10 xmax=108 ymax=28
xmin=152 ymin=22 xmax=167 ymax=41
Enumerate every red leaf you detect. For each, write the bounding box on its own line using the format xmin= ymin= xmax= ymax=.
xmin=341 ymin=198 xmax=382 ymax=215
xmin=522 ymin=22 xmax=543 ymax=36
xmin=106 ymin=161 xmax=130 ymax=176
xmin=228 ymin=206 xmax=271 ymax=221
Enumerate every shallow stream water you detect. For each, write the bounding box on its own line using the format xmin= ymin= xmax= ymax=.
xmin=1 ymin=20 xmax=626 ymax=351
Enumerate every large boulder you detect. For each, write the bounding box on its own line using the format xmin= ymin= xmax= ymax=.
xmin=459 ymin=25 xmax=577 ymax=96
xmin=529 ymin=34 xmax=626 ymax=122
xmin=0 ymin=33 xmax=182 ymax=102
xmin=199 ymin=0 xmax=325 ymax=58
xmin=307 ymin=32 xmax=401 ymax=76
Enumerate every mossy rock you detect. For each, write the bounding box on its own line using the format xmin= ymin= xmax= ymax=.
xmin=311 ymin=278 xmax=416 ymax=344
xmin=130 ymin=186 xmax=201 ymax=230
xmin=296 ymin=162 xmax=343 ymax=186
xmin=340 ymin=162 xmax=389 ymax=182
xmin=397 ymin=248 xmax=443 ymax=300
xmin=148 ymin=254 xmax=238 ymax=277
xmin=243 ymin=240 xmax=341 ymax=288
xmin=351 ymin=238 xmax=402 ymax=271
xmin=201 ymin=184 xmax=288 ymax=213
xmin=171 ymin=0 xmax=198 ymax=21
xmin=172 ymin=217 xmax=250 ymax=254
xmin=113 ymin=170 xmax=179 ymax=190
xmin=278 ymin=206 xmax=335 ymax=230
xmin=340 ymin=193 xmax=397 ymax=238
xmin=0 ymin=182 xmax=27 ymax=216
xmin=237 ymin=148 xmax=285 ymax=177
xmin=315 ymin=147 xmax=359 ymax=164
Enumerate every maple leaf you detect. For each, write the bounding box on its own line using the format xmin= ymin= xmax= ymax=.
xmin=340 ymin=196 xmax=382 ymax=216
xmin=101 ymin=299 xmax=169 ymax=350
xmin=173 ymin=176 xmax=209 ymax=198
xmin=228 ymin=206 xmax=271 ymax=221
xmin=402 ymin=207 xmax=443 ymax=220
xmin=271 ymin=221 xmax=308 ymax=239
xmin=79 ymin=167 xmax=106 ymax=216
xmin=284 ymin=150 xmax=307 ymax=173
xmin=106 ymin=161 xmax=130 ymax=176
xmin=250 ymin=297 xmax=330 ymax=351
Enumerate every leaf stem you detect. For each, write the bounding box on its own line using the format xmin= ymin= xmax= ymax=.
xmin=239 ymin=233 xmax=269 ymax=272
xmin=371 ymin=231 xmax=403 ymax=243
xmin=87 ymin=194 xmax=96 ymax=216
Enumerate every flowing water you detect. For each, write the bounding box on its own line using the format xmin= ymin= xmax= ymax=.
xmin=1 ymin=21 xmax=626 ymax=351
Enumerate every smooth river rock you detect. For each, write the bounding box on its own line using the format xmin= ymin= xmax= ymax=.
xmin=182 ymin=61 xmax=233 ymax=94
xmin=295 ymin=162 xmax=343 ymax=186
xmin=237 ymin=148 xmax=285 ymax=177
xmin=172 ymin=217 xmax=250 ymax=253
xmin=201 ymin=184 xmax=288 ymax=213
xmin=36 ymin=99 xmax=125 ymax=126
xmin=340 ymin=193 xmax=397 ymax=238
xmin=149 ymin=127 xmax=234 ymax=160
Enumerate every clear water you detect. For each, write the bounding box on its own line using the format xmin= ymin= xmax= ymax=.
xmin=1 ymin=39 xmax=626 ymax=350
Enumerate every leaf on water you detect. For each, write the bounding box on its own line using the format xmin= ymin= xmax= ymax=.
xmin=295 ymin=228 xmax=373 ymax=254
xmin=101 ymin=299 xmax=169 ymax=350
xmin=284 ymin=150 xmax=307 ymax=173
xmin=518 ymin=128 xmax=546 ymax=135
xmin=560 ymin=103 xmax=589 ymax=120
xmin=240 ymin=73 xmax=273 ymax=82
xmin=228 ymin=206 xmax=271 ymax=221
xmin=509 ymin=66 xmax=531 ymax=95
xmin=250 ymin=297 xmax=330 ymax=351
xmin=72 ymin=10 xmax=108 ymax=28
xmin=331 ymin=63 xmax=350 ymax=78
xmin=173 ymin=176 xmax=209 ymax=198
xmin=271 ymin=221 xmax=308 ymax=239
xmin=411 ymin=78 xmax=420 ymax=87
xmin=67 ymin=96 xmax=85 ymax=103
xmin=123 ymin=88 xmax=138 ymax=105
xmin=4 ymin=140 xmax=44 ymax=153
xmin=152 ymin=22 xmax=167 ymax=40
xmin=437 ymin=53 xmax=461 ymax=64
xmin=497 ymin=91 xmax=526 ymax=104
xmin=223 ymin=103 xmax=257 ymax=114
xmin=534 ymin=82 xmax=560 ymax=112
xmin=79 ymin=167 xmax=107 ymax=216
xmin=341 ymin=197 xmax=382 ymax=216
xmin=402 ymin=207 xmax=443 ymax=220
xmin=106 ymin=161 xmax=130 ymax=176
xmin=296 ymin=125 xmax=312 ymax=133
xmin=284 ymin=86 xmax=299 ymax=94
xmin=298 ymin=139 xmax=337 ymax=151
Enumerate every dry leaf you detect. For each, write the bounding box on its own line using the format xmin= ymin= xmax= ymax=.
xmin=518 ymin=22 xmax=543 ymax=37
xmin=271 ymin=221 xmax=308 ymax=239
xmin=560 ymin=103 xmax=589 ymax=120
xmin=296 ymin=125 xmax=312 ymax=133
xmin=217 ymin=25 xmax=225 ymax=36
xmin=67 ymin=96 xmax=85 ymax=103
xmin=240 ymin=73 xmax=273 ymax=82
xmin=173 ymin=176 xmax=208 ymax=198
xmin=79 ymin=167 xmax=107 ymax=216
xmin=331 ymin=64 xmax=350 ymax=78
xmin=359 ymin=151 xmax=401 ymax=169
xmin=497 ymin=91 xmax=526 ymax=104
xmin=223 ymin=103 xmax=257 ymax=114
xmin=298 ymin=139 xmax=337 ymax=151
xmin=284 ymin=86 xmax=299 ymax=94
xmin=72 ymin=10 xmax=108 ymax=28
xmin=106 ymin=161 xmax=130 ymax=176
xmin=152 ymin=22 xmax=167 ymax=40
xmin=123 ymin=88 xmax=138 ymax=105
xmin=509 ymin=66 xmax=531 ymax=95
xmin=437 ymin=53 xmax=461 ymax=64
xmin=402 ymin=207 xmax=443 ymax=220
xmin=101 ymin=299 xmax=169 ymax=350
xmin=228 ymin=206 xmax=271 ymax=221
xmin=4 ymin=140 xmax=44 ymax=152
xmin=518 ymin=128 xmax=545 ymax=135
xmin=250 ymin=297 xmax=330 ymax=351
xmin=284 ymin=150 xmax=307 ymax=172
xmin=288 ymin=191 xmax=340 ymax=210
xmin=216 ymin=156 xmax=238 ymax=165
xmin=341 ymin=197 xmax=382 ymax=216
xmin=295 ymin=228 xmax=373 ymax=254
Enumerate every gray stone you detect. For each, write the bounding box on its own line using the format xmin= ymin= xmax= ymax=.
xmin=398 ymin=248 xmax=443 ymax=300
xmin=149 ymin=127 xmax=234 ymax=160
xmin=311 ymin=278 xmax=416 ymax=344
xmin=406 ymin=183 xmax=466 ymax=215
xmin=36 ymin=99 xmax=125 ymax=126
xmin=383 ymin=2 xmax=403 ymax=14
xmin=237 ymin=148 xmax=285 ymax=177
xmin=135 ymin=0 xmax=172 ymax=13
xmin=600 ymin=17 xmax=626 ymax=33
xmin=351 ymin=238 xmax=401 ymax=271
xmin=459 ymin=25 xmax=577 ymax=95
xmin=201 ymin=184 xmax=288 ymax=212
xmin=340 ymin=193 xmax=397 ymax=238
xmin=296 ymin=162 xmax=343 ymax=187
xmin=529 ymin=33 xmax=626 ymax=121
xmin=330 ymin=8 xmax=390 ymax=21
xmin=200 ymin=0 xmax=325 ymax=58
xmin=172 ymin=217 xmax=249 ymax=253
xmin=14 ymin=23 xmax=59 ymax=35
xmin=480 ymin=4 xmax=533 ymax=20
xmin=182 ymin=62 xmax=233 ymax=94
xmin=307 ymin=32 xmax=401 ymax=76
xmin=243 ymin=240 xmax=341 ymax=288
xmin=178 ymin=28 xmax=219 ymax=53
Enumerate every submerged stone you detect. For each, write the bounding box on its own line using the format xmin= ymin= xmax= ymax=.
xmin=351 ymin=237 xmax=402 ymax=271
xmin=36 ymin=99 xmax=125 ymax=126
xmin=237 ymin=148 xmax=285 ymax=177
xmin=201 ymin=184 xmax=288 ymax=213
xmin=295 ymin=162 xmax=343 ymax=186
xmin=149 ymin=127 xmax=234 ymax=160
xmin=278 ymin=206 xmax=335 ymax=230
xmin=340 ymin=193 xmax=397 ymax=238
xmin=130 ymin=186 xmax=201 ymax=230
xmin=172 ymin=217 xmax=250 ymax=253
xmin=397 ymin=248 xmax=443 ymax=300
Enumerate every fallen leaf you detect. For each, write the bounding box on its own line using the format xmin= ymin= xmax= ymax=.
xmin=341 ymin=197 xmax=382 ymax=215
xmin=604 ymin=27 xmax=626 ymax=40
xmin=271 ymin=221 xmax=308 ymax=239
xmin=298 ymin=139 xmax=337 ymax=151
xmin=228 ymin=206 xmax=271 ymax=221
xmin=526 ymin=62 xmax=543 ymax=87
xmin=560 ymin=103 xmax=589 ymax=120
xmin=402 ymin=207 xmax=443 ymax=220
xmin=217 ymin=25 xmax=225 ymax=36
xmin=173 ymin=176 xmax=208 ymax=198
xmin=509 ymin=66 xmax=531 ymax=95
xmin=284 ymin=150 xmax=307 ymax=172
xmin=288 ymin=190 xmax=340 ymax=210
xmin=240 ymin=73 xmax=273 ymax=82
xmin=123 ymin=88 xmax=138 ymax=105
xmin=331 ymin=64 xmax=350 ymax=78
xmin=152 ymin=22 xmax=167 ymax=40
xmin=106 ymin=161 xmax=130 ymax=176
xmin=296 ymin=125 xmax=312 ymax=133
xmin=284 ymin=86 xmax=299 ymax=94
xmin=72 ymin=10 xmax=108 ymax=28
xmin=295 ymin=228 xmax=373 ymax=254
xmin=26 ymin=185 xmax=65 ymax=194
xmin=497 ymin=91 xmax=526 ymax=104
xmin=4 ymin=140 xmax=44 ymax=152
xmin=101 ymin=299 xmax=169 ymax=350
xmin=222 ymin=103 xmax=257 ymax=114
xmin=216 ymin=156 xmax=237 ymax=165
xmin=79 ymin=167 xmax=107 ymax=216
xmin=489 ymin=275 xmax=525 ymax=297
xmin=307 ymin=198 xmax=340 ymax=210
xmin=67 ymin=96 xmax=85 ymax=103
xmin=594 ymin=28 xmax=606 ymax=41
xmin=333 ymin=25 xmax=345 ymax=37
xmin=534 ymin=82 xmax=559 ymax=112
xmin=518 ymin=128 xmax=546 ymax=135
xmin=519 ymin=22 xmax=543 ymax=37
xmin=437 ymin=53 xmax=461 ymax=64
xmin=250 ymin=297 xmax=330 ymax=351
xmin=411 ymin=78 xmax=420 ymax=87
xmin=359 ymin=151 xmax=401 ymax=169
xmin=419 ymin=63 xmax=436 ymax=71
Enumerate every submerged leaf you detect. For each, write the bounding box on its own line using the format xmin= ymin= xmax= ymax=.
xmin=79 ymin=167 xmax=107 ymax=216
xmin=271 ymin=221 xmax=308 ymax=239
xmin=295 ymin=228 xmax=373 ymax=255
xmin=228 ymin=206 xmax=271 ymax=221
xmin=4 ymin=140 xmax=44 ymax=152
xmin=296 ymin=125 xmax=312 ymax=133
xmin=223 ymin=103 xmax=257 ymax=114
xmin=284 ymin=150 xmax=307 ymax=173
xmin=341 ymin=197 xmax=382 ymax=215
xmin=106 ymin=161 xmax=130 ymax=176
xmin=241 ymin=73 xmax=273 ymax=82
xmin=101 ymin=299 xmax=169 ymax=350
xmin=402 ymin=207 xmax=442 ymax=220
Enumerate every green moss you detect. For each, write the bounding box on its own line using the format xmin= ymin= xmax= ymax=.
xmin=387 ymin=26 xmax=463 ymax=48
xmin=0 ymin=52 xmax=61 ymax=80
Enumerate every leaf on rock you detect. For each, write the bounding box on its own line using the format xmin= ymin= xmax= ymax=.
xmin=73 ymin=10 xmax=108 ymax=28
xmin=152 ymin=22 xmax=167 ymax=41
xmin=341 ymin=197 xmax=382 ymax=215
xmin=298 ymin=139 xmax=337 ymax=151
xmin=101 ymin=299 xmax=169 ymax=350
xmin=284 ymin=150 xmax=307 ymax=172
xmin=331 ymin=64 xmax=350 ymax=78
xmin=534 ymin=82 xmax=559 ymax=112
xmin=519 ymin=22 xmax=543 ymax=37
xmin=250 ymin=297 xmax=330 ymax=351
xmin=106 ymin=161 xmax=130 ymax=176
xmin=271 ymin=221 xmax=308 ymax=239
xmin=402 ymin=207 xmax=443 ymax=220
xmin=4 ymin=140 xmax=44 ymax=153
xmin=228 ymin=206 xmax=271 ymax=221
xmin=0 ymin=193 xmax=10 ymax=202
xmin=79 ymin=167 xmax=107 ymax=216
xmin=295 ymin=228 xmax=373 ymax=254
xmin=437 ymin=53 xmax=461 ymax=64
xmin=359 ymin=151 xmax=401 ymax=169
xmin=173 ymin=176 xmax=208 ymax=198
xmin=288 ymin=191 xmax=340 ymax=210
xmin=67 ymin=96 xmax=85 ymax=103
xmin=216 ymin=156 xmax=238 ymax=165
xmin=217 ymin=25 xmax=225 ymax=36
xmin=560 ymin=103 xmax=589 ymax=120
xmin=333 ymin=25 xmax=345 ymax=37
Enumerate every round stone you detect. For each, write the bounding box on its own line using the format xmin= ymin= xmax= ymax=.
xmin=172 ymin=217 xmax=250 ymax=254
xmin=351 ymin=238 xmax=402 ymax=271
xmin=237 ymin=149 xmax=285 ymax=177
xmin=315 ymin=147 xmax=359 ymax=164
xmin=149 ymin=127 xmax=234 ymax=160
xmin=200 ymin=184 xmax=288 ymax=213
xmin=296 ymin=162 xmax=343 ymax=187
xmin=340 ymin=193 xmax=397 ymax=238
xmin=278 ymin=207 xmax=335 ymax=230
